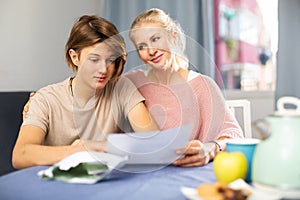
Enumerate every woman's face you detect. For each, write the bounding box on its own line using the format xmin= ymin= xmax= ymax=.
xmin=131 ymin=22 xmax=174 ymax=70
xmin=73 ymin=42 xmax=117 ymax=91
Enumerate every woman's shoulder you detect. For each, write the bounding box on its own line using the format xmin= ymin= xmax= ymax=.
xmin=116 ymin=75 xmax=135 ymax=84
xmin=188 ymin=70 xmax=214 ymax=82
xmin=123 ymin=69 xmax=150 ymax=87
xmin=124 ymin=68 xmax=148 ymax=79
xmin=112 ymin=76 xmax=139 ymax=92
xmin=187 ymin=70 xmax=223 ymax=92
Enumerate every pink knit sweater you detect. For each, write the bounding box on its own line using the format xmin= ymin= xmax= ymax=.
xmin=125 ymin=70 xmax=243 ymax=142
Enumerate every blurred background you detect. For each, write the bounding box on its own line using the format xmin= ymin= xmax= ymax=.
xmin=1 ymin=0 xmax=299 ymax=121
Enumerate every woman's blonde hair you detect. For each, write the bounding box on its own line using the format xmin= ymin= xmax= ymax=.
xmin=129 ymin=8 xmax=188 ymax=70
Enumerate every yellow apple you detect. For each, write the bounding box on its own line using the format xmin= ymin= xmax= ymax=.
xmin=213 ymin=152 xmax=248 ymax=184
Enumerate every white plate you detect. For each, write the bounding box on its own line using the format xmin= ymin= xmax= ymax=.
xmin=180 ymin=186 xmax=203 ymax=200
xmin=181 ymin=179 xmax=282 ymax=200
xmin=253 ymin=182 xmax=300 ymax=199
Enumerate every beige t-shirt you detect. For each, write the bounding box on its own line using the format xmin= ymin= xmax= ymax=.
xmin=22 ymin=76 xmax=144 ymax=146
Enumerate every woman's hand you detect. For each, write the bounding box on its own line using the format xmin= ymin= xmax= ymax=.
xmin=71 ymin=139 xmax=107 ymax=152
xmin=22 ymin=92 xmax=35 ymax=121
xmin=173 ymin=140 xmax=215 ymax=167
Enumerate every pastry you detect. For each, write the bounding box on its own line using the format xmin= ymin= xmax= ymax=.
xmin=197 ymin=182 xmax=250 ymax=200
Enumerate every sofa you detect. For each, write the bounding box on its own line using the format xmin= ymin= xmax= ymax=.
xmin=0 ymin=92 xmax=31 ymax=176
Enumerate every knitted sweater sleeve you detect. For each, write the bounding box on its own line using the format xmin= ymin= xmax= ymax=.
xmin=190 ymin=74 xmax=244 ymax=142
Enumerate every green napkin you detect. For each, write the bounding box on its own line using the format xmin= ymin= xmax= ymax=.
xmin=40 ymin=162 xmax=109 ymax=184
xmin=38 ymin=151 xmax=128 ymax=184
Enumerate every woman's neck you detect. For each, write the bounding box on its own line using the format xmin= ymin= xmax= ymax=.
xmin=149 ymin=68 xmax=172 ymax=84
xmin=148 ymin=67 xmax=188 ymax=85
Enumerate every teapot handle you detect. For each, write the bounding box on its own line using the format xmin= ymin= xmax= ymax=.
xmin=252 ymin=119 xmax=271 ymax=140
xmin=277 ymin=96 xmax=300 ymax=115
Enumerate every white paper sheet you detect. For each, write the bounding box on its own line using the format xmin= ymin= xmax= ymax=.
xmin=107 ymin=125 xmax=192 ymax=164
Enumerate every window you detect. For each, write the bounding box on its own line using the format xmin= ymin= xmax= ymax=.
xmin=214 ymin=0 xmax=278 ymax=91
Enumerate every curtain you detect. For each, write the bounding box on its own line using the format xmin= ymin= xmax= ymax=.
xmin=276 ymin=0 xmax=300 ymax=100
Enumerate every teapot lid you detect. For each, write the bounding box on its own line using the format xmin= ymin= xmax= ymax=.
xmin=274 ymin=96 xmax=300 ymax=117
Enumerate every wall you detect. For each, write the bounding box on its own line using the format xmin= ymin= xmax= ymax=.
xmin=225 ymin=90 xmax=274 ymax=120
xmin=225 ymin=90 xmax=275 ymax=138
xmin=0 ymin=0 xmax=102 ymax=91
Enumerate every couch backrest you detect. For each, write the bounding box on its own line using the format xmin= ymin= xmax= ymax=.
xmin=0 ymin=92 xmax=31 ymax=176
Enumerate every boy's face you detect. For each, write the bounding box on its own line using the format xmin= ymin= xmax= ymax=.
xmin=75 ymin=42 xmax=117 ymax=91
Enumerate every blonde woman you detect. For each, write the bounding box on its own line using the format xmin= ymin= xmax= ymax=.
xmin=125 ymin=8 xmax=243 ymax=167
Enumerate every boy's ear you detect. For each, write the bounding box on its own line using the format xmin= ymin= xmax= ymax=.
xmin=69 ymin=49 xmax=79 ymax=66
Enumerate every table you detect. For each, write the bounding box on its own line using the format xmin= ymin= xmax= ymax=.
xmin=0 ymin=163 xmax=215 ymax=200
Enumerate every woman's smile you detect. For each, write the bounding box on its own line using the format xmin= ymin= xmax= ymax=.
xmin=151 ymin=54 xmax=163 ymax=63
